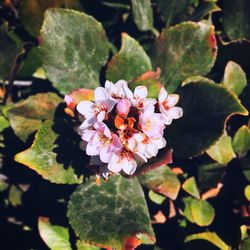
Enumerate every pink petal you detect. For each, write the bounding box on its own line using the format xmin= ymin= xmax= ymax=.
xmin=97 ymin=111 xmax=106 ymax=122
xmin=134 ymin=86 xmax=148 ymax=99
xmin=81 ymin=129 xmax=96 ymax=142
xmin=104 ymin=98 xmax=116 ymax=112
xmin=100 ymin=146 xmax=113 ymax=163
xmin=78 ymin=117 xmax=96 ymax=131
xmin=116 ymin=99 xmax=131 ymax=117
xmin=94 ymin=122 xmax=111 ymax=138
xmin=145 ymin=143 xmax=158 ymax=158
xmin=154 ymin=137 xmax=167 ymax=149
xmin=64 ymin=95 xmax=73 ymax=106
xmin=158 ymin=87 xmax=168 ymax=103
xmin=110 ymin=134 xmax=123 ymax=151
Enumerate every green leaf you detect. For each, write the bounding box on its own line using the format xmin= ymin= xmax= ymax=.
xmin=244 ymin=185 xmax=250 ymax=201
xmin=240 ymin=157 xmax=250 ymax=182
xmin=223 ymin=61 xmax=247 ymax=96
xmin=40 ymin=8 xmax=110 ymax=94
xmin=106 ymin=33 xmax=152 ymax=82
xmin=156 ymin=0 xmax=198 ymax=27
xmin=206 ymin=133 xmax=236 ymax=165
xmin=38 ymin=217 xmax=72 ymax=250
xmin=165 ymin=81 xmax=248 ymax=158
xmin=67 ymin=176 xmax=155 ymax=250
xmin=148 ymin=190 xmax=166 ymax=205
xmin=182 ymin=177 xmax=200 ymax=199
xmin=233 ymin=125 xmax=250 ymax=158
xmin=15 ymin=120 xmax=82 ymax=184
xmin=0 ymin=175 xmax=9 ymax=192
xmin=185 ymin=232 xmax=229 ymax=250
xmin=139 ymin=165 xmax=180 ymax=200
xmin=198 ymin=163 xmax=226 ymax=191
xmin=0 ymin=116 xmax=9 ymax=133
xmin=128 ymin=69 xmax=162 ymax=98
xmin=151 ymin=21 xmax=217 ymax=93
xmin=222 ymin=0 xmax=250 ymax=40
xmin=131 ymin=0 xmax=154 ymax=32
xmin=76 ymin=241 xmax=100 ymax=250
xmin=8 ymin=185 xmax=22 ymax=207
xmin=0 ymin=22 xmax=22 ymax=80
xmin=5 ymin=93 xmax=61 ymax=142
xmin=191 ymin=199 xmax=215 ymax=226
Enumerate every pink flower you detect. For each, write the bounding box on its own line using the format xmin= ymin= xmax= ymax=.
xmin=77 ymin=87 xmax=115 ymax=130
xmin=139 ymin=105 xmax=165 ymax=139
xmin=108 ymin=149 xmax=137 ymax=175
xmin=158 ymin=87 xmax=183 ymax=125
xmin=82 ymin=122 xmax=122 ymax=163
xmin=105 ymin=80 xmax=128 ymax=100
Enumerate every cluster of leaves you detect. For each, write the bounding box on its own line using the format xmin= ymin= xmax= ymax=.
xmin=1 ymin=0 xmax=250 ymax=249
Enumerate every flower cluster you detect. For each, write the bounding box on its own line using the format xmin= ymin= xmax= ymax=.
xmin=65 ymin=80 xmax=183 ymax=178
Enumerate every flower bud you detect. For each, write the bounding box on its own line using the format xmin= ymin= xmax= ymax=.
xmin=116 ymin=99 xmax=131 ymax=117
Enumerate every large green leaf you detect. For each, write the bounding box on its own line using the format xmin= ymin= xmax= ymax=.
xmin=68 ymin=176 xmax=155 ymax=250
xmin=38 ymin=217 xmax=72 ymax=250
xmin=165 ymin=81 xmax=248 ymax=158
xmin=233 ymin=125 xmax=250 ymax=158
xmin=131 ymin=0 xmax=154 ymax=32
xmin=106 ymin=33 xmax=152 ymax=82
xmin=206 ymin=133 xmax=236 ymax=165
xmin=156 ymin=0 xmax=198 ymax=27
xmin=0 ymin=22 xmax=22 ymax=80
xmin=15 ymin=120 xmax=82 ymax=184
xmin=40 ymin=9 xmax=109 ymax=94
xmin=151 ymin=21 xmax=217 ymax=93
xmin=222 ymin=0 xmax=250 ymax=40
xmin=139 ymin=165 xmax=180 ymax=200
xmin=185 ymin=232 xmax=229 ymax=250
xmin=5 ymin=93 xmax=61 ymax=142
xmin=223 ymin=61 xmax=247 ymax=96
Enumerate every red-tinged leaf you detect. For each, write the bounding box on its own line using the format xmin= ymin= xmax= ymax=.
xmin=129 ymin=68 xmax=162 ymax=98
xmin=201 ymin=183 xmax=223 ymax=200
xmin=139 ymin=164 xmax=181 ymax=200
xmin=153 ymin=211 xmax=167 ymax=224
xmin=64 ymin=88 xmax=94 ymax=116
xmin=134 ymin=148 xmax=173 ymax=176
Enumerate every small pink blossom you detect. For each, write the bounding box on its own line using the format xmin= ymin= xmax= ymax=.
xmin=139 ymin=105 xmax=165 ymax=139
xmin=105 ymin=80 xmax=128 ymax=100
xmin=77 ymin=87 xmax=115 ymax=130
xmin=116 ymin=99 xmax=131 ymax=118
xmin=158 ymin=87 xmax=183 ymax=125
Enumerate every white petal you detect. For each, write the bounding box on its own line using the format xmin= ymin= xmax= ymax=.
xmin=153 ymin=137 xmax=167 ymax=149
xmin=158 ymin=87 xmax=168 ymax=103
xmin=167 ymin=94 xmax=179 ymax=107
xmin=64 ymin=95 xmax=73 ymax=106
xmin=134 ymin=86 xmax=148 ymax=99
xmin=86 ymin=134 xmax=100 ymax=156
xmin=163 ymin=114 xmax=173 ymax=125
xmin=76 ymin=101 xmax=94 ymax=116
xmin=78 ymin=117 xmax=96 ymax=131
xmin=108 ymin=153 xmax=123 ymax=173
xmin=94 ymin=87 xmax=108 ymax=102
xmin=145 ymin=143 xmax=158 ymax=158
xmin=97 ymin=111 xmax=106 ymax=122
xmin=105 ymin=80 xmax=113 ymax=90
xmin=122 ymin=158 xmax=137 ymax=175
xmin=104 ymin=98 xmax=116 ymax=112
xmin=168 ymin=107 xmax=183 ymax=119
xmin=123 ymin=84 xmax=134 ymax=99
xmin=142 ymin=104 xmax=155 ymax=117
xmin=81 ymin=129 xmax=96 ymax=142
xmin=100 ymin=146 xmax=113 ymax=163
